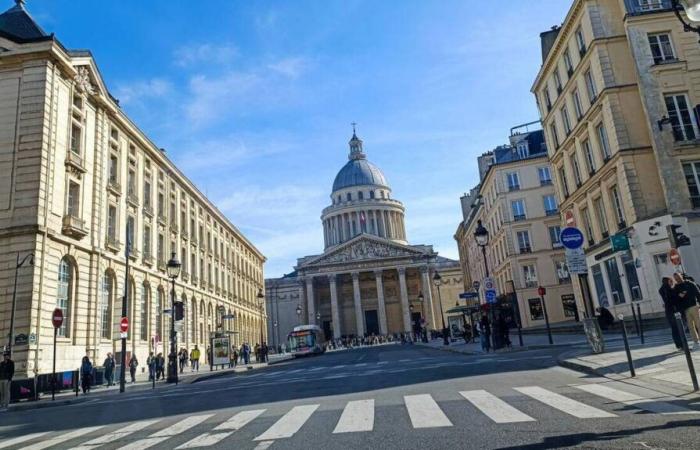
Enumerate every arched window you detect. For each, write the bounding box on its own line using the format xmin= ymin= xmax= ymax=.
xmin=181 ymin=294 xmax=188 ymax=343
xmin=337 ymin=195 xmax=341 ymax=204
xmin=191 ymin=299 xmax=197 ymax=345
xmin=346 ymin=192 xmax=352 ymax=201
xmin=156 ymin=288 xmax=164 ymax=341
xmin=101 ymin=272 xmax=113 ymax=339
xmin=57 ymin=258 xmax=73 ymax=337
xmin=358 ymin=191 xmax=364 ymax=200
xmin=370 ymin=191 xmax=375 ymax=199
xmin=140 ymin=283 xmax=149 ymax=341
xmin=381 ymin=191 xmax=386 ymax=199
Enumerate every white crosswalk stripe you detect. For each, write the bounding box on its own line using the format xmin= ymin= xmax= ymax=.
xmin=404 ymin=394 xmax=452 ymax=428
xmin=0 ymin=433 xmax=49 ymax=449
xmin=72 ymin=420 xmax=161 ymax=450
xmin=116 ymin=414 xmax=214 ymax=450
xmin=177 ymin=409 xmax=266 ymax=448
xmin=514 ymin=386 xmax=617 ymax=419
xmin=333 ymin=399 xmax=375 ymax=433
xmin=254 ymin=404 xmax=319 ymax=441
xmin=573 ymin=383 xmax=700 ymax=415
xmin=20 ymin=426 xmax=104 ymax=450
xmin=460 ymin=390 xmax=535 ymax=423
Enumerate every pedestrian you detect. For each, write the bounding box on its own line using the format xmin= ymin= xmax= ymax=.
xmin=232 ymin=347 xmax=238 ymax=367
xmin=262 ymin=342 xmax=269 ymax=362
xmin=80 ymin=356 xmax=93 ymax=394
xmin=243 ymin=343 xmax=250 ymax=364
xmin=673 ymin=273 xmax=700 ymax=350
xmin=205 ymin=347 xmax=211 ymax=366
xmin=190 ymin=346 xmax=200 ymax=371
xmin=0 ymin=352 xmax=14 ymax=409
xmin=155 ymin=353 xmax=165 ymax=380
xmin=596 ymin=305 xmax=615 ymax=331
xmin=129 ymin=354 xmax=138 ymax=383
xmin=254 ymin=343 xmax=260 ymax=362
xmin=103 ymin=353 xmax=115 ymax=386
xmin=497 ymin=314 xmax=511 ymax=349
xmin=659 ymin=277 xmax=683 ymax=349
xmin=479 ymin=314 xmax=491 ymax=353
xmin=147 ymin=352 xmax=156 ymax=381
xmin=178 ymin=348 xmax=187 ymax=374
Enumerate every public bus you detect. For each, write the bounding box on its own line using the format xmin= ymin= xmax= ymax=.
xmin=287 ymin=325 xmax=326 ymax=357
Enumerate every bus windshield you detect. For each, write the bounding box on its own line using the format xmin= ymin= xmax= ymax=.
xmin=289 ymin=331 xmax=316 ymax=351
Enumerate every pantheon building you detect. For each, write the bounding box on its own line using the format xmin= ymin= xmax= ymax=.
xmin=265 ymin=132 xmax=462 ymax=346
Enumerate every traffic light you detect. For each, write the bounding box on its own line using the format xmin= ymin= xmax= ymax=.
xmin=667 ymin=224 xmax=691 ymax=249
xmin=174 ymin=301 xmax=184 ymax=321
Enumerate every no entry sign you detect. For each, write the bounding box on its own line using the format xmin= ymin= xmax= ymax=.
xmin=669 ymin=248 xmax=682 ymax=266
xmin=51 ymin=308 xmax=63 ymax=329
xmin=120 ymin=317 xmax=129 ymax=333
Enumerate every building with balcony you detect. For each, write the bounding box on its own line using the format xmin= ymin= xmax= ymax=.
xmin=0 ymin=2 xmax=266 ymax=376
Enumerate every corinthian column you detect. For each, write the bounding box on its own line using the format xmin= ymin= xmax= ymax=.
xmin=351 ymin=272 xmax=365 ymax=337
xmin=374 ymin=270 xmax=388 ymax=335
xmin=420 ymin=267 xmax=435 ymax=331
xmin=328 ymin=274 xmax=341 ymax=339
xmin=305 ymin=276 xmax=315 ymax=324
xmin=398 ymin=267 xmax=411 ymax=332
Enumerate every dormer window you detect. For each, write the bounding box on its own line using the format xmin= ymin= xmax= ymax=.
xmin=370 ymin=191 xmax=375 ymax=199
xmin=347 ymin=193 xmax=352 ymax=201
xmin=358 ymin=191 xmax=364 ymax=200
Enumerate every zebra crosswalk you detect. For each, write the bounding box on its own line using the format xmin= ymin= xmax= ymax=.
xmin=4 ymin=382 xmax=698 ymax=449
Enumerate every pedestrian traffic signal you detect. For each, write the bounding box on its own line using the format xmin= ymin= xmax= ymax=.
xmin=667 ymin=224 xmax=691 ymax=249
xmin=174 ymin=301 xmax=184 ymax=321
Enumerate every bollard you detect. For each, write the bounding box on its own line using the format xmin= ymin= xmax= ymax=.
xmin=618 ymin=314 xmax=635 ymax=377
xmin=630 ymin=303 xmax=640 ymax=336
xmin=674 ymin=312 xmax=699 ymax=391
xmin=636 ymin=303 xmax=644 ymax=345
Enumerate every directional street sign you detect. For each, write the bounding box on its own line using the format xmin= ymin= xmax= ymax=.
xmin=485 ymin=289 xmax=497 ymax=304
xmin=560 ymin=227 xmax=584 ymax=250
xmin=459 ymin=292 xmax=479 ymax=299
xmin=483 ymin=277 xmax=495 ymax=291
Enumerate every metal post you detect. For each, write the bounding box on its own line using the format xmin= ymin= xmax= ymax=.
xmin=120 ymin=236 xmax=130 ymax=393
xmin=675 ymin=312 xmax=699 ymax=391
xmin=541 ymin=294 xmax=553 ymax=345
xmin=481 ymin=245 xmax=495 ymax=351
xmin=437 ymin=285 xmax=448 ymax=346
xmin=509 ymin=281 xmax=524 ymax=347
xmin=168 ymin=278 xmax=178 ymax=384
xmin=630 ymin=303 xmax=640 ymax=336
xmin=52 ymin=327 xmax=57 ymax=401
xmin=636 ymin=303 xmax=644 ymax=345
xmin=619 ymin=315 xmax=635 ymax=377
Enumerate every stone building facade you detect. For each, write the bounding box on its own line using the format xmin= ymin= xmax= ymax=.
xmin=0 ymin=2 xmax=266 ymax=377
xmin=531 ymin=0 xmax=700 ymax=320
xmin=265 ymin=133 xmax=461 ymax=348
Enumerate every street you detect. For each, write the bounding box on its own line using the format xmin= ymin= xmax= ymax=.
xmin=1 ymin=344 xmax=698 ymax=449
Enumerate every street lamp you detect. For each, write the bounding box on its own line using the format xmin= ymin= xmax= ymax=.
xmin=315 ymin=312 xmax=321 ymax=324
xmin=474 ymin=219 xmax=494 ymax=349
xmin=433 ymin=271 xmax=449 ymax=346
xmin=417 ymin=291 xmax=427 ymax=342
xmin=7 ymin=252 xmax=34 ymax=357
xmin=166 ymin=252 xmax=181 ymax=384
xmin=673 ymin=1 xmax=700 ymax=38
xmin=295 ymin=304 xmax=302 ymax=325
xmin=257 ymin=289 xmax=265 ymax=346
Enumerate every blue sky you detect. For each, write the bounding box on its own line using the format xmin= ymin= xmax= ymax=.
xmin=25 ymin=0 xmax=571 ymax=277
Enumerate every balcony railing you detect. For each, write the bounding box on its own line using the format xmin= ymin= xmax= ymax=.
xmin=192 ymin=274 xmax=199 ymax=285
xmin=143 ymin=253 xmax=154 ymax=266
xmin=513 ymin=214 xmax=526 ymax=222
xmin=105 ymin=235 xmax=120 ymax=251
xmin=157 ymin=214 xmax=167 ymax=225
xmin=545 ymin=209 xmax=559 ymax=217
xmin=519 ymin=246 xmax=532 ymax=254
xmin=182 ymin=271 xmax=190 ymax=282
xmin=170 ymin=222 xmax=178 ymax=233
xmin=524 ymin=280 xmax=538 ymax=288
xmin=128 ymin=248 xmax=140 ymax=260
xmin=107 ymin=180 xmax=122 ymax=195
xmin=62 ymin=214 xmax=88 ymax=239
xmin=143 ymin=205 xmax=154 ymax=218
xmin=540 ymin=179 xmax=553 ymax=186
xmin=65 ymin=151 xmax=86 ymax=173
xmin=157 ymin=260 xmax=166 ymax=272
xmin=127 ymin=192 xmax=139 ymax=207
xmin=508 ymin=184 xmax=520 ymax=192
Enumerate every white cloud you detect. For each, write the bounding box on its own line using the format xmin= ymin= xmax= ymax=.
xmin=114 ymin=78 xmax=172 ymax=105
xmin=268 ymin=57 xmax=309 ymax=79
xmin=173 ymin=43 xmax=238 ymax=67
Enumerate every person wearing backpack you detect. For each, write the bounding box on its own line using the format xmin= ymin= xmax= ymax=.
xmin=128 ymin=355 xmax=138 ymax=383
xmin=80 ymin=356 xmax=93 ymax=394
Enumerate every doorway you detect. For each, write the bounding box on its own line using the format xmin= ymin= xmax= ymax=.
xmin=365 ymin=310 xmax=379 ymax=335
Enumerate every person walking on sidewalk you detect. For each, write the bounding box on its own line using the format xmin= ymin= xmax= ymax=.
xmin=129 ymin=355 xmax=138 ymax=383
xmin=232 ymin=347 xmax=238 ymax=368
xmin=673 ymin=273 xmax=700 ymax=350
xmin=103 ymin=353 xmax=115 ymax=386
xmin=178 ymin=348 xmax=187 ymax=374
xmin=0 ymin=352 xmax=14 ymax=409
xmin=659 ymin=277 xmax=683 ymax=349
xmin=190 ymin=346 xmax=200 ymax=372
xmin=147 ymin=352 xmax=156 ymax=381
xmin=80 ymin=356 xmax=93 ymax=394
xmin=155 ymin=353 xmax=165 ymax=380
xmin=479 ymin=314 xmax=491 ymax=353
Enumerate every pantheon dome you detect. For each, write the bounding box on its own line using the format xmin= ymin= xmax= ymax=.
xmin=321 ymin=132 xmax=407 ymax=250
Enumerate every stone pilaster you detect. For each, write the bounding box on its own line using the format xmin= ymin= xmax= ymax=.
xmin=328 ymin=274 xmax=341 ymax=339
xmin=420 ymin=266 xmax=436 ymax=331
xmin=374 ymin=270 xmax=388 ymax=335
xmin=398 ymin=267 xmax=411 ymax=332
xmin=351 ymin=272 xmax=365 ymax=337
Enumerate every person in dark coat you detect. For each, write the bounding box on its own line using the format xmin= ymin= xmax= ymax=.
xmin=155 ymin=353 xmax=165 ymax=380
xmin=128 ymin=355 xmax=138 ymax=383
xmin=0 ymin=352 xmax=15 ymax=408
xmin=80 ymin=356 xmax=93 ymax=394
xmin=659 ymin=277 xmax=683 ymax=349
xmin=673 ymin=273 xmax=700 ymax=350
xmin=596 ymin=306 xmax=615 ymax=330
xmin=103 ymin=353 xmax=115 ymax=386
xmin=479 ymin=314 xmax=491 ymax=353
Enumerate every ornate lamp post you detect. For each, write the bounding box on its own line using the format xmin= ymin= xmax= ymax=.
xmin=673 ymin=1 xmax=700 ymax=39
xmin=295 ymin=304 xmax=302 ymax=326
xmin=316 ymin=311 xmax=321 ymax=324
xmin=417 ymin=291 xmax=428 ymax=342
xmin=474 ymin=220 xmax=494 ymax=349
xmin=257 ymin=289 xmax=265 ymax=346
xmin=7 ymin=252 xmax=34 ymax=357
xmin=166 ymin=252 xmax=181 ymax=384
xmin=433 ymin=272 xmax=449 ymax=346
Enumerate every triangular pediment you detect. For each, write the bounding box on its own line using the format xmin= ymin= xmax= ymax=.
xmin=298 ymin=234 xmax=429 ymax=269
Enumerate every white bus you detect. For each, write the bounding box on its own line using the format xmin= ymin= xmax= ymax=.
xmin=287 ymin=325 xmax=326 ymax=357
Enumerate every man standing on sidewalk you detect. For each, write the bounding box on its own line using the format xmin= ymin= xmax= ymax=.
xmin=190 ymin=346 xmax=200 ymax=372
xmin=673 ymin=273 xmax=700 ymax=350
xmin=0 ymin=352 xmax=14 ymax=410
xmin=659 ymin=277 xmax=683 ymax=349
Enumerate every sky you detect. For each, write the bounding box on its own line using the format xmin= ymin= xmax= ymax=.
xmin=23 ymin=0 xmax=572 ymax=278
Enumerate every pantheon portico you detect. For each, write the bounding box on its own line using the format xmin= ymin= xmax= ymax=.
xmin=265 ymin=131 xmax=461 ymax=344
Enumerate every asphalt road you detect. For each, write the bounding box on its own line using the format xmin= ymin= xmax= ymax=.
xmin=1 ymin=344 xmax=699 ymax=449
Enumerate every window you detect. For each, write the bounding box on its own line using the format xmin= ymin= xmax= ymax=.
xmin=610 ymin=186 xmax=626 ymax=228
xmin=549 ymin=225 xmax=562 ymax=248
xmin=549 ymin=123 xmax=560 ymax=148
xmin=101 ymin=274 xmax=112 ymax=339
xmin=585 ymin=69 xmax=597 ymax=103
xmin=126 ymin=216 xmax=136 ymax=249
xmin=358 ymin=191 xmax=364 ymax=200
xmin=556 ymin=260 xmax=571 ymax=284
xmin=156 ymin=290 xmax=163 ymax=339
xmin=143 ymin=225 xmax=151 ymax=256
xmin=67 ymin=182 xmax=80 ymax=217
xmin=576 ymin=26 xmax=586 ymax=56
xmin=564 ymin=48 xmax=574 ymax=76
xmin=517 ymin=230 xmax=532 ymax=253
xmin=528 ymin=298 xmax=544 ymax=321
xmin=346 ymin=193 xmax=352 ymax=201
xmin=511 ymin=199 xmax=526 ymax=221
xmin=523 ymin=264 xmax=538 ymax=288
xmin=622 ymin=252 xmax=642 ymax=301
xmin=558 ymin=167 xmax=570 ymax=197
xmin=57 ymin=258 xmax=72 ymax=337
xmin=127 ymin=169 xmax=136 ymax=198
xmin=604 ymin=258 xmax=626 ymax=305
xmin=181 ymin=247 xmax=187 ymax=272
xmin=143 ymin=180 xmax=151 ymax=208
xmin=70 ymin=124 xmax=82 ymax=155
xmin=506 ymin=172 xmax=520 ymax=191
xmin=157 ymin=233 xmax=164 ymax=262
xmin=592 ymin=264 xmax=608 ymax=307
xmin=572 ymin=89 xmax=584 ymax=120
xmin=543 ymin=195 xmax=558 ymax=216
xmin=107 ymin=205 xmax=117 ymax=241
xmin=648 ymin=33 xmax=676 ymax=64
xmin=544 ymin=88 xmax=552 ymax=111
xmin=561 ymin=106 xmax=572 ymax=135
xmin=157 ymin=193 xmax=165 ymax=217
xmin=181 ymin=211 xmax=187 ymax=234
xmin=683 ymin=161 xmax=700 ymax=208
xmin=170 ymin=201 xmax=177 ymax=225
xmin=596 ymin=123 xmax=612 ymax=160
xmin=554 ymin=70 xmax=563 ymax=94
xmin=582 ymin=139 xmax=596 ymax=174
xmin=140 ymin=284 xmax=149 ymax=341
xmin=538 ymin=167 xmax=552 ymax=185
xmin=517 ymin=143 xmax=528 ymax=159
xmin=109 ymin=155 xmax=118 ymax=184
xmin=638 ymin=0 xmax=665 ymax=11
xmin=582 ymin=207 xmax=594 ymax=244
xmin=665 ymin=94 xmax=697 ymax=141
xmin=369 ymin=191 xmax=375 ymax=199
xmin=594 ymin=197 xmax=609 ymax=238
xmin=562 ymin=294 xmax=577 ymax=317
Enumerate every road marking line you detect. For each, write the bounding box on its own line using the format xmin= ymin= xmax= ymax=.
xmin=254 ymin=404 xmax=319 ymax=441
xmin=253 ymin=441 xmax=275 ymax=450
xmin=117 ymin=414 xmax=213 ymax=450
xmin=404 ymin=394 xmax=452 ymax=428
xmin=376 ymin=362 xmax=388 ymax=365
xmin=355 ymin=363 xmax=367 ymax=367
xmin=20 ymin=427 xmax=104 ymax=450
xmin=460 ymin=390 xmax=536 ymax=423
xmin=573 ymin=384 xmax=700 ymax=415
xmin=176 ymin=410 xmax=265 ymax=448
xmin=333 ymin=400 xmax=374 ymax=433
xmin=514 ymin=386 xmax=616 ymax=419
xmin=0 ymin=433 xmax=49 ymax=449
xmin=72 ymin=420 xmax=161 ymax=449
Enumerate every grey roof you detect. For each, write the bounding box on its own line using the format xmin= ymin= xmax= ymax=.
xmin=332 ymin=158 xmax=389 ymax=192
xmin=0 ymin=2 xmax=49 ymax=42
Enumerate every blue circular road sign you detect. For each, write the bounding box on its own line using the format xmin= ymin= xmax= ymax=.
xmin=560 ymin=227 xmax=584 ymax=250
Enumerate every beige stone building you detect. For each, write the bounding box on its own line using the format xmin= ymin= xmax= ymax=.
xmin=266 ymin=132 xmax=462 ymax=348
xmin=455 ymin=127 xmax=576 ymax=329
xmin=0 ymin=2 xmax=266 ymax=377
xmin=532 ymin=0 xmax=700 ymax=320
